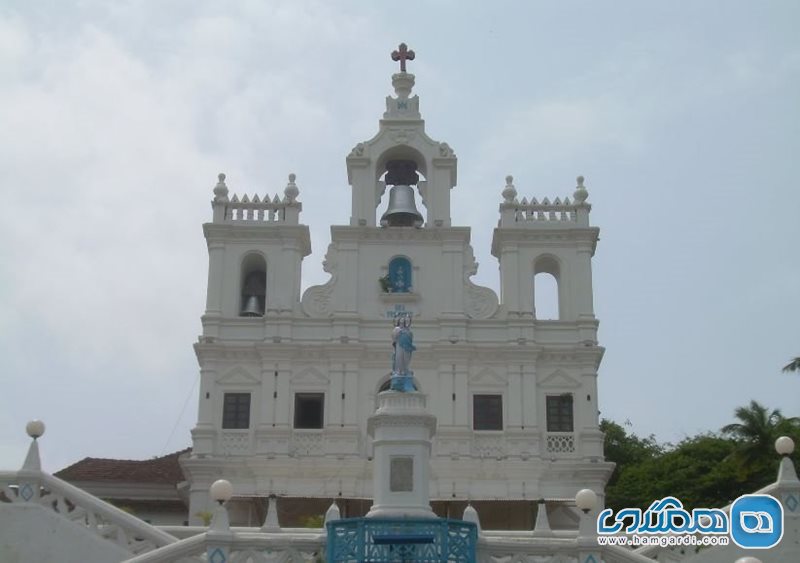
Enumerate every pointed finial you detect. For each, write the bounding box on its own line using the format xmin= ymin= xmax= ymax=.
xmin=262 ymin=493 xmax=281 ymax=530
xmin=501 ymin=174 xmax=517 ymax=203
xmin=284 ymin=173 xmax=299 ymax=202
xmin=213 ymin=172 xmax=229 ymax=202
xmin=22 ymin=420 xmax=45 ymax=472
xmin=209 ymin=479 xmax=232 ymax=531
xmin=462 ymin=503 xmax=481 ymax=532
xmin=324 ymin=499 xmax=341 ymax=526
xmin=573 ymin=174 xmax=588 ymax=203
xmin=532 ymin=499 xmax=554 ymax=537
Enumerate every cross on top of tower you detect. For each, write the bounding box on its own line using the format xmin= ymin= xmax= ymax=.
xmin=391 ymin=43 xmax=415 ymax=73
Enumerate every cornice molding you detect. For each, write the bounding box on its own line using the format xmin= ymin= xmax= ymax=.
xmin=330 ymin=225 xmax=471 ymax=244
xmin=203 ymin=223 xmax=312 ymax=256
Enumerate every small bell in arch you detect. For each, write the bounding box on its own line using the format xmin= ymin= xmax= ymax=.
xmin=240 ymin=270 xmax=266 ymax=317
xmin=380 ymin=160 xmax=424 ymax=227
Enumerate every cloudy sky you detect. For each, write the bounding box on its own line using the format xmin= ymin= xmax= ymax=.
xmin=1 ymin=1 xmax=798 ymax=472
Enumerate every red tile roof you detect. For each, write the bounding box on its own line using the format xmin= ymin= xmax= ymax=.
xmin=55 ymin=448 xmax=190 ymax=485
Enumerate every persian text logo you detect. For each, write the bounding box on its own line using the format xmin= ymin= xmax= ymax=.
xmin=598 ymin=497 xmax=728 ymax=536
xmin=597 ymin=494 xmax=783 ymax=550
xmin=729 ymin=494 xmax=783 ymax=549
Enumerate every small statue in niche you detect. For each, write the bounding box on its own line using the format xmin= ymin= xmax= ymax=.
xmin=390 ymin=314 xmax=416 ymax=392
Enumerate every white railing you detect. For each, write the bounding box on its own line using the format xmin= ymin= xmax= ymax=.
xmin=511 ymin=197 xmax=577 ymax=222
xmin=498 ymin=195 xmax=590 ymax=228
xmin=224 ymin=194 xmax=299 ymax=224
xmin=221 ymin=431 xmax=251 ymax=456
xmin=127 ymin=527 xmax=657 ymax=563
xmin=478 ymin=535 xmax=657 ymax=563
xmin=546 ymin=432 xmax=576 ymax=454
xmin=0 ymin=470 xmax=177 ymax=556
xmin=122 ymin=530 xmax=325 ymax=563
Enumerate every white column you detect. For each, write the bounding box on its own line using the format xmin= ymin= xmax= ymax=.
xmin=205 ymin=242 xmax=225 ymax=315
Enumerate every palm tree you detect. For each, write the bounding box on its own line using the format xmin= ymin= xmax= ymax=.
xmin=783 ymin=357 xmax=800 ymax=373
xmin=722 ymin=401 xmax=800 ymax=473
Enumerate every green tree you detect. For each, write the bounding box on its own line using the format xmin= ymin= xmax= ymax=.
xmin=601 ymin=419 xmax=662 ymax=510
xmin=607 ymin=434 xmax=740 ymax=511
xmin=602 ymin=402 xmax=799 ymax=512
xmin=600 ymin=419 xmax=661 ymax=486
xmin=721 ymin=400 xmax=800 ymax=489
xmin=783 ymin=356 xmax=800 ymax=373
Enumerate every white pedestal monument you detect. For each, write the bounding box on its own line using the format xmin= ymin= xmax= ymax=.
xmin=366 ymin=390 xmax=437 ymax=519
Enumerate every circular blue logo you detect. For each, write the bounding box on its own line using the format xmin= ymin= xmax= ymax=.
xmin=729 ymin=494 xmax=783 ymax=549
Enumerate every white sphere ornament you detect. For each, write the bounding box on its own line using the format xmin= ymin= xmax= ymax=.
xmin=210 ymin=479 xmax=233 ymax=504
xmin=26 ymin=420 xmax=45 ymax=439
xmin=775 ymin=436 xmax=795 ymax=456
xmin=735 ymin=557 xmax=762 ymax=563
xmin=575 ymin=489 xmax=598 ymax=513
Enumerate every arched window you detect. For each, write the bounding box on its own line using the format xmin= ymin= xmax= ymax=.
xmin=240 ymin=253 xmax=266 ymax=317
xmin=388 ymin=256 xmax=413 ymax=293
xmin=533 ymin=256 xmax=560 ymax=320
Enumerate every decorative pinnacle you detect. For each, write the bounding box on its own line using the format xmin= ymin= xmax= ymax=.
xmin=501 ymin=175 xmax=517 ymax=203
xmin=284 ymin=173 xmax=299 ymax=202
xmin=391 ymin=43 xmax=415 ymax=73
xmin=573 ymin=175 xmax=589 ymax=203
xmin=213 ymin=172 xmax=229 ymax=201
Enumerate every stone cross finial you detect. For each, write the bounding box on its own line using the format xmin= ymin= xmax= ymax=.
xmin=391 ymin=43 xmax=415 ymax=72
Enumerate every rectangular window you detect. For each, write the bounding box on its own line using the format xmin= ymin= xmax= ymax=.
xmin=294 ymin=393 xmax=324 ymax=429
xmin=546 ymin=394 xmax=574 ymax=432
xmin=473 ymin=394 xmax=503 ymax=430
xmin=222 ymin=392 xmax=251 ymax=429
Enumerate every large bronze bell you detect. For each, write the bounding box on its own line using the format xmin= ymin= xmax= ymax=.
xmin=380 ymin=159 xmax=424 ymax=227
xmin=380 ymin=184 xmax=424 ymax=227
xmin=241 ymin=295 xmax=263 ymax=317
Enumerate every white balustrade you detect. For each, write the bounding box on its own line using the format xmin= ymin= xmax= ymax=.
xmin=0 ymin=469 xmax=177 ymax=556
xmin=546 ymin=432 xmax=576 ymax=455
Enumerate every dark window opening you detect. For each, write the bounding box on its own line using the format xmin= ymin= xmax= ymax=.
xmin=294 ymin=393 xmax=324 ymax=429
xmin=222 ymin=392 xmax=251 ymax=429
xmin=546 ymin=394 xmax=573 ymax=432
xmin=240 ymin=253 xmax=266 ymax=317
xmin=473 ymin=394 xmax=503 ymax=431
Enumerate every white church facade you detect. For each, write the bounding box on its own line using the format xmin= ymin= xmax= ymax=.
xmin=182 ymin=46 xmax=613 ymax=528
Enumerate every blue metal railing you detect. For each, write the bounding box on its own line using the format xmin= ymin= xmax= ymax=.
xmin=326 ymin=518 xmax=477 ymax=563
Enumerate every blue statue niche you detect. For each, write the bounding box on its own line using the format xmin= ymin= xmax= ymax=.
xmin=388 ymin=257 xmax=412 ymax=293
xmin=390 ymin=314 xmax=416 ymax=392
